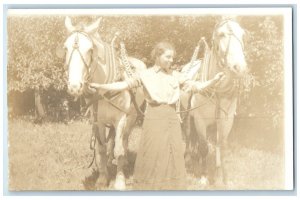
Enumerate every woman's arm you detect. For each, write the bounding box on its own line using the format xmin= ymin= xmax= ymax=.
xmin=89 ymin=76 xmax=141 ymax=92
xmin=182 ymin=72 xmax=225 ymax=93
xmin=89 ymin=81 xmax=129 ymax=92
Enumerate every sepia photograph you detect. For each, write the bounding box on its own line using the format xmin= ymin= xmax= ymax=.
xmin=5 ymin=7 xmax=294 ymax=192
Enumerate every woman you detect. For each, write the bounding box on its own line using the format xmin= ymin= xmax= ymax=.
xmin=90 ymin=42 xmax=224 ymax=190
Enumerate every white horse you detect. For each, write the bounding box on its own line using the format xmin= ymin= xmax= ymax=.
xmin=181 ymin=18 xmax=247 ymax=187
xmin=61 ymin=17 xmax=146 ymax=190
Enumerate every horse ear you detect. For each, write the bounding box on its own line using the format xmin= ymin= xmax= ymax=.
xmin=65 ymin=16 xmax=75 ymax=33
xmin=221 ymin=15 xmax=237 ymax=21
xmin=84 ymin=18 xmax=101 ymax=34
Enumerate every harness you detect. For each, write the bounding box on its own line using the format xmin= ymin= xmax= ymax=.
xmin=179 ymin=20 xmax=245 ymax=118
xmin=65 ymin=30 xmax=145 ymax=168
xmin=66 ymin=31 xmax=144 ymax=117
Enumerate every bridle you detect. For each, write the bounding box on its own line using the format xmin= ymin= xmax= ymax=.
xmin=209 ymin=20 xmax=245 ymax=94
xmin=65 ymin=31 xmax=95 ymax=83
xmin=212 ymin=20 xmax=244 ymax=70
xmin=64 ymin=30 xmax=140 ymax=116
xmin=180 ymin=20 xmax=245 ymax=116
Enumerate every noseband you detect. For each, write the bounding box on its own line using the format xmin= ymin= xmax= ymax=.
xmin=211 ymin=20 xmax=245 ymax=95
xmin=65 ymin=31 xmax=94 ymax=82
xmin=213 ymin=20 xmax=244 ymax=69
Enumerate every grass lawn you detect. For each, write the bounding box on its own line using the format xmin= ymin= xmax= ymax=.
xmin=8 ymin=118 xmax=285 ymax=191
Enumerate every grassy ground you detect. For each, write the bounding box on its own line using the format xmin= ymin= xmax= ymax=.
xmin=8 ymin=118 xmax=284 ymax=191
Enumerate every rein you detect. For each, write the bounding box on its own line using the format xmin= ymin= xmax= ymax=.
xmin=177 ymin=90 xmax=230 ymax=116
xmin=66 ymin=31 xmax=132 ymax=115
xmin=180 ymin=20 xmax=244 ymax=117
xmin=176 ymin=91 xmax=215 ymax=114
xmin=67 ymin=31 xmax=143 ymax=117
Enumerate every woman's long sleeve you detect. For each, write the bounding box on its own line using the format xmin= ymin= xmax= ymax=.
xmin=178 ymin=72 xmax=218 ymax=93
xmin=185 ymin=79 xmax=217 ymax=92
xmin=89 ymin=76 xmax=141 ymax=92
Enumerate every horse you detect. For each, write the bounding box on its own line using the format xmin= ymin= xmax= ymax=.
xmin=180 ymin=18 xmax=247 ymax=187
xmin=59 ymin=17 xmax=146 ymax=190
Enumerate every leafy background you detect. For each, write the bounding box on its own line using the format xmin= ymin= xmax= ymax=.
xmin=7 ymin=15 xmax=284 ymax=128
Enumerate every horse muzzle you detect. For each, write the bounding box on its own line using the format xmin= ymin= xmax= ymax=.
xmin=229 ymin=62 xmax=248 ymax=77
xmin=67 ymin=83 xmax=84 ymax=96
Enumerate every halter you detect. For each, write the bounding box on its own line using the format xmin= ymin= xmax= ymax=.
xmin=65 ymin=31 xmax=95 ymax=83
xmin=214 ymin=20 xmax=244 ymax=48
xmin=64 ymin=30 xmax=142 ymax=116
xmin=213 ymin=20 xmax=244 ymax=69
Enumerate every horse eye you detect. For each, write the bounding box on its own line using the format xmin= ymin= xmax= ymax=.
xmin=88 ymin=48 xmax=93 ymax=55
xmin=218 ymin=32 xmax=225 ymax=37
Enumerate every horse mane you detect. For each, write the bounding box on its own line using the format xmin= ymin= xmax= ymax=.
xmin=90 ymin=32 xmax=106 ymax=63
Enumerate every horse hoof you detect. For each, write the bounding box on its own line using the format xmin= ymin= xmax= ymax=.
xmin=114 ymin=172 xmax=126 ymax=190
xmin=95 ymin=173 xmax=109 ymax=189
xmin=198 ymin=176 xmax=209 ymax=186
xmin=82 ymin=168 xmax=99 ymax=190
xmin=214 ymin=178 xmax=226 ymax=189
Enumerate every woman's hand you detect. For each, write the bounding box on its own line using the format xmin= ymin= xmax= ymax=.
xmin=181 ymin=82 xmax=195 ymax=93
xmin=182 ymin=72 xmax=226 ymax=93
xmin=214 ymin=72 xmax=225 ymax=82
xmin=213 ymin=72 xmax=225 ymax=85
xmin=89 ymin=83 xmax=103 ymax=89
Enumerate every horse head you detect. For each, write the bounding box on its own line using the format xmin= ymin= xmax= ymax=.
xmin=212 ymin=18 xmax=247 ymax=78
xmin=206 ymin=18 xmax=248 ymax=94
xmin=61 ymin=17 xmax=102 ymax=97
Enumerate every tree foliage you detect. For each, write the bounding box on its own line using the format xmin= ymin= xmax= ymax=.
xmin=240 ymin=16 xmax=284 ymax=127
xmin=7 ymin=15 xmax=66 ymax=92
xmin=7 ymin=14 xmax=285 ymax=127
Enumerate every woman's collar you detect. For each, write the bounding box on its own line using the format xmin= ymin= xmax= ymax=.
xmin=153 ymin=65 xmax=172 ymax=74
xmin=152 ymin=65 xmax=162 ymax=73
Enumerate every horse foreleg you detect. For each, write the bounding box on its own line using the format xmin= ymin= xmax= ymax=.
xmin=106 ymin=127 xmax=115 ymax=168
xmin=94 ymin=122 xmax=109 ymax=189
xmin=192 ymin=113 xmax=209 ymax=186
xmin=216 ymin=115 xmax=235 ymax=187
xmin=216 ymin=98 xmax=237 ymax=187
xmin=113 ymin=114 xmax=127 ymax=190
xmin=214 ymin=131 xmax=229 ymax=188
xmin=182 ymin=113 xmax=192 ymax=167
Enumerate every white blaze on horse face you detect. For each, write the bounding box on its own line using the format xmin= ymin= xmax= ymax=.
xmin=65 ymin=33 xmax=93 ymax=95
xmin=227 ymin=34 xmax=247 ymax=74
xmin=217 ymin=21 xmax=247 ymax=75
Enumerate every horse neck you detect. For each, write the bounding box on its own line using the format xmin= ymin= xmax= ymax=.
xmin=207 ymin=48 xmax=236 ymax=95
xmin=199 ymin=48 xmax=218 ymax=81
xmin=89 ymin=34 xmax=120 ymax=84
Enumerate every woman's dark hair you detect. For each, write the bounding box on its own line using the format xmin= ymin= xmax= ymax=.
xmin=151 ymin=41 xmax=176 ymax=61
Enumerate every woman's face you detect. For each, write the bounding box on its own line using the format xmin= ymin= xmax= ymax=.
xmin=156 ymin=49 xmax=174 ymax=72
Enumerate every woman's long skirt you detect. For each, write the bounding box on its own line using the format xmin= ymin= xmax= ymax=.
xmin=133 ymin=104 xmax=187 ymax=190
